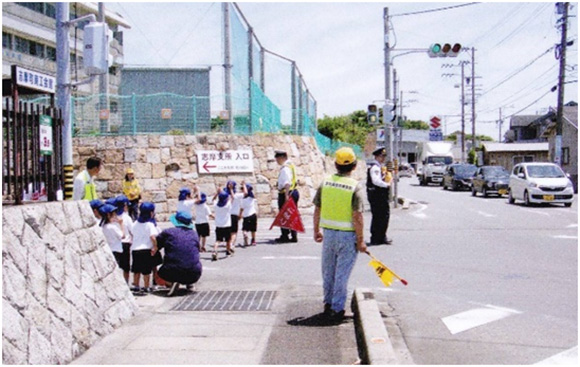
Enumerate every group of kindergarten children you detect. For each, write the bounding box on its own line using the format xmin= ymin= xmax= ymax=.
xmin=90 ymin=179 xmax=258 ymax=293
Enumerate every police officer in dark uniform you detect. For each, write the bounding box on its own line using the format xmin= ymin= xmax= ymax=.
xmin=366 ymin=148 xmax=392 ymax=245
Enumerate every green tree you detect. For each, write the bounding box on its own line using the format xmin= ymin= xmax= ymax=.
xmin=446 ymin=133 xmax=494 ymax=142
xmin=317 ymin=110 xmax=373 ymax=147
xmin=401 ymin=120 xmax=429 ymax=130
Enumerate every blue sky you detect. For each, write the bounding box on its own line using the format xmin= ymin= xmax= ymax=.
xmin=108 ymin=1 xmax=578 ymax=140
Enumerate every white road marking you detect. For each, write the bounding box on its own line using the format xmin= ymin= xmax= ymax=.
xmin=519 ymin=208 xmax=550 ymax=216
xmin=566 ymin=224 xmax=578 ymax=228
xmin=552 ymin=235 xmax=578 ymax=240
xmin=535 ymin=346 xmax=578 ymax=365
xmin=442 ymin=304 xmax=522 ymax=335
xmin=261 ymin=256 xmax=319 ymax=260
xmin=411 ymin=203 xmax=428 ymax=219
xmin=477 ymin=210 xmax=496 ymax=218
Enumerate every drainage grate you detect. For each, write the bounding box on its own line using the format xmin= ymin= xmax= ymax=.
xmin=172 ymin=290 xmax=277 ymax=312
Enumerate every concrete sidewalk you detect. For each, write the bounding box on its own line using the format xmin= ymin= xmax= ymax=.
xmin=71 ymin=212 xmax=404 ymax=365
xmin=71 ymin=285 xmax=362 ymax=365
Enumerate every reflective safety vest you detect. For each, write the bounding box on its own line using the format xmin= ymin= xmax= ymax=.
xmin=320 ymin=175 xmax=358 ymax=231
xmin=82 ymin=171 xmax=97 ymax=201
xmin=279 ymin=162 xmax=297 ymax=193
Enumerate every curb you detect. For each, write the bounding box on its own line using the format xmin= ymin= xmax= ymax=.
xmin=352 ymin=288 xmax=399 ymax=365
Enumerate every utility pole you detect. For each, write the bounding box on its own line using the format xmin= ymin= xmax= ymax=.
xmin=222 ymin=3 xmax=233 ymax=133
xmin=460 ymin=62 xmax=466 ymax=162
xmin=56 ymin=3 xmax=73 ymax=199
xmin=383 ymin=7 xmax=392 ymax=162
xmin=498 ymin=107 xmax=503 ymax=142
xmin=555 ymin=2 xmax=569 ymax=166
xmin=98 ymin=2 xmax=109 ymax=134
xmin=471 ymin=47 xmax=476 ymax=150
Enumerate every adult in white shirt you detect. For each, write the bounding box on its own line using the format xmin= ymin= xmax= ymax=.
xmin=274 ymin=150 xmax=299 ymax=243
xmin=366 ymin=147 xmax=392 ymax=246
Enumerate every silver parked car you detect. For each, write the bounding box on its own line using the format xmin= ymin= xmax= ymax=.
xmin=508 ymin=162 xmax=574 ymax=207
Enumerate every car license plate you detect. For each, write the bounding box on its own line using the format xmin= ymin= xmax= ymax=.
xmin=543 ymin=195 xmax=554 ymax=201
xmin=498 ymin=189 xmax=507 ymax=195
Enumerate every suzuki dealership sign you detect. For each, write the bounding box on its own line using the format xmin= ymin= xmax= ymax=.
xmin=197 ymin=150 xmax=254 ymax=174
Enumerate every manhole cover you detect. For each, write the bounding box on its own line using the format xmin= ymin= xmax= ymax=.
xmin=172 ymin=290 xmax=277 ymax=312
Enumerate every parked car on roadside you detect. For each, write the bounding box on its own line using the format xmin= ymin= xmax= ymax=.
xmin=442 ymin=164 xmax=477 ymax=191
xmin=472 ymin=165 xmax=510 ymax=197
xmin=508 ymin=162 xmax=574 ymax=207
xmin=398 ymin=163 xmax=415 ymax=178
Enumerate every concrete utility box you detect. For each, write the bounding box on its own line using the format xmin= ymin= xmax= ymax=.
xmin=83 ymin=22 xmax=109 ymax=75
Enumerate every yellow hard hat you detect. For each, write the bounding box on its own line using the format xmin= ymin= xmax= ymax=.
xmin=335 ymin=147 xmax=356 ymax=166
xmin=126 ymin=168 xmax=135 ymax=174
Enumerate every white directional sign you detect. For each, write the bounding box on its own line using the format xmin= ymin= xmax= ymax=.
xmin=197 ymin=150 xmax=254 ymax=174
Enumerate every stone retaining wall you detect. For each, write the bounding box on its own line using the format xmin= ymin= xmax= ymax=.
xmin=2 ymin=201 xmax=139 ymax=364
xmin=73 ymin=133 xmax=366 ymax=221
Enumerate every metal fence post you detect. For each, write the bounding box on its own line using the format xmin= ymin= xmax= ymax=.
xmin=131 ymin=93 xmax=137 ymax=135
xmin=192 ymin=96 xmax=197 ymax=134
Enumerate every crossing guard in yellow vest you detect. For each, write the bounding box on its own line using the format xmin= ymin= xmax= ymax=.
xmin=73 ymin=156 xmax=102 ymax=201
xmin=313 ymin=147 xmax=367 ymax=324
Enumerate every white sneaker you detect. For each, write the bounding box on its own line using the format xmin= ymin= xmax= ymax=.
xmin=167 ymin=282 xmax=179 ymax=297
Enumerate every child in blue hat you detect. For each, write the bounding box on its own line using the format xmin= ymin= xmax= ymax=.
xmin=194 ymin=192 xmax=213 ymax=253
xmin=225 ymin=180 xmax=245 ymax=249
xmin=114 ymin=195 xmax=133 ymax=284
xmin=128 ymin=202 xmax=160 ymax=293
xmin=240 ymin=182 xmax=258 ymax=247
xmin=211 ymin=186 xmax=233 ymax=261
xmin=98 ymin=203 xmax=127 ymax=281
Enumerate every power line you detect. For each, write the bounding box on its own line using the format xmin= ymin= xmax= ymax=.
xmin=391 ymin=2 xmax=481 ymax=17
xmin=166 ymin=2 xmax=216 ymax=64
xmin=116 ymin=2 xmax=170 ymax=65
xmin=480 ymin=46 xmax=553 ymax=97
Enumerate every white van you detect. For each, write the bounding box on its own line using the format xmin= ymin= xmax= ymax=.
xmin=508 ymin=162 xmax=574 ymax=207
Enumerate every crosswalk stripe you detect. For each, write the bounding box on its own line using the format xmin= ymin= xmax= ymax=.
xmin=442 ymin=304 xmax=522 ymax=335
xmin=535 ymin=346 xmax=578 ymax=365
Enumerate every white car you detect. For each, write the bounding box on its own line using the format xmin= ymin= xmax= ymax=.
xmin=508 ymin=162 xmax=574 ymax=207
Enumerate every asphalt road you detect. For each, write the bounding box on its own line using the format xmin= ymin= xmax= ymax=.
xmin=369 ymin=177 xmax=578 ymax=364
xmin=190 ymin=176 xmax=577 ymax=364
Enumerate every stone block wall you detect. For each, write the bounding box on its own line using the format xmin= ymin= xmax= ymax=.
xmin=73 ymin=133 xmax=366 ymax=221
xmin=2 ymin=201 xmax=139 ymax=364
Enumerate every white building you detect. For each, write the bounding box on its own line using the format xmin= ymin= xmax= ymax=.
xmin=2 ymin=2 xmax=130 ymax=96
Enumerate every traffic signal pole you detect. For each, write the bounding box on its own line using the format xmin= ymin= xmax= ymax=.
xmin=383 ymin=7 xmax=392 ymax=162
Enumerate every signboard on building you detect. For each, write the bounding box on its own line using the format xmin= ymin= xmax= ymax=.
xmin=15 ymin=66 xmax=56 ymax=94
xmin=39 ymin=115 xmax=53 ymax=155
xmin=197 ymin=150 xmax=254 ymax=174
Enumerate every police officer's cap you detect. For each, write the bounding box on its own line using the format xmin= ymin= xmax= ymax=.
xmin=372 ymin=147 xmax=387 ymax=156
xmin=274 ymin=150 xmax=287 ymax=157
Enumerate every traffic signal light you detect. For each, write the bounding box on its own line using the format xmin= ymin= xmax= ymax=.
xmin=428 ymin=43 xmax=462 ymax=58
xmin=383 ymin=101 xmax=394 ymax=124
xmin=367 ymin=104 xmax=379 ymax=125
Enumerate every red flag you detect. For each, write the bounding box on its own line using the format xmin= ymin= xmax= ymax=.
xmin=270 ymin=198 xmax=305 ymax=233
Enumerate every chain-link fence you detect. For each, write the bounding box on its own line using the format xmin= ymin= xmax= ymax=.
xmin=24 ymin=3 xmax=361 ymax=156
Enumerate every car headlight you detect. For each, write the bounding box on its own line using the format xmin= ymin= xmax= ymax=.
xmin=567 ymin=181 xmax=573 ymax=188
xmin=528 ymin=181 xmax=538 ymax=188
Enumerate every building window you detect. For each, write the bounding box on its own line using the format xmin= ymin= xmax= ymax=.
xmin=46 ymin=46 xmax=56 ymax=61
xmin=14 ymin=36 xmax=30 ymax=54
xmin=17 ymin=2 xmax=56 ymax=19
xmin=2 ymin=32 xmax=12 ymax=49
xmin=562 ymin=147 xmax=570 ymax=165
xmin=513 ymin=155 xmax=534 ymax=165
